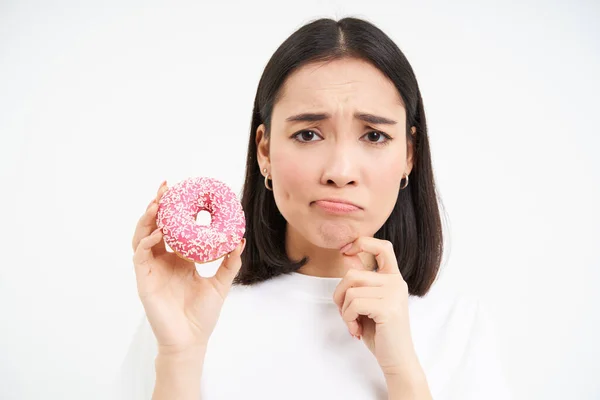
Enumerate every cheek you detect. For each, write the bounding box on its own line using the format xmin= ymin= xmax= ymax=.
xmin=270 ymin=147 xmax=314 ymax=203
xmin=368 ymin=155 xmax=404 ymax=212
xmin=375 ymin=162 xmax=403 ymax=190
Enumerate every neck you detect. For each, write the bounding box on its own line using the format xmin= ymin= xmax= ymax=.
xmin=285 ymin=224 xmax=376 ymax=278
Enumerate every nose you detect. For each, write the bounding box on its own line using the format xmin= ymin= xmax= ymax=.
xmin=320 ymin=143 xmax=358 ymax=187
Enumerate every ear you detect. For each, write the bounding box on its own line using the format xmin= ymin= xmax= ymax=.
xmin=406 ymin=126 xmax=416 ymax=174
xmin=256 ymin=123 xmax=270 ymax=174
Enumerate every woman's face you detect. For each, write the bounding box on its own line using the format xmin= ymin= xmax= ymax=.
xmin=257 ymin=57 xmax=415 ymax=251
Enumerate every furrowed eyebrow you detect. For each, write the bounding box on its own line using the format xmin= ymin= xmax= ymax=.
xmin=285 ymin=112 xmax=398 ymax=125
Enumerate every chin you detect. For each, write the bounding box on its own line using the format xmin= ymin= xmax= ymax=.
xmin=313 ymin=220 xmax=360 ymax=249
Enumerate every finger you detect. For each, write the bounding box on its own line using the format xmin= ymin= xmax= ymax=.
xmin=145 ymin=198 xmax=155 ymax=211
xmin=151 ymin=182 xmax=169 ymax=253
xmin=132 ymin=227 xmax=163 ymax=276
xmin=336 ymin=279 xmax=385 ymax=338
xmin=343 ymin=253 xmax=369 ymax=271
xmin=341 ymin=297 xmax=380 ymax=336
xmin=340 ymin=287 xmax=382 ymax=338
xmin=332 ymin=269 xmax=385 ymax=310
xmin=131 ymin=182 xmax=169 ymax=252
xmin=341 ymin=237 xmax=400 ymax=275
xmin=212 ymin=238 xmax=246 ymax=295
xmin=155 ymin=180 xmax=168 ymax=202
xmin=131 ymin=201 xmax=162 ymax=251
xmin=340 ymin=286 xmax=384 ymax=316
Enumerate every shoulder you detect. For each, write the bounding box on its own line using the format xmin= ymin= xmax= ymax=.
xmin=407 ymin=281 xmax=497 ymax=369
xmin=217 ymin=281 xmax=271 ymax=320
xmin=408 ymin=282 xmax=512 ymax=399
xmin=408 ymin=280 xmax=483 ymax=333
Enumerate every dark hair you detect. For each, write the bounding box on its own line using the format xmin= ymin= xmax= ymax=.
xmin=233 ymin=16 xmax=446 ymax=297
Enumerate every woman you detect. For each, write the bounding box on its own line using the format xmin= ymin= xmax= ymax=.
xmin=115 ymin=17 xmax=511 ymax=399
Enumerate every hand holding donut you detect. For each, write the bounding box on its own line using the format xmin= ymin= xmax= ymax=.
xmin=131 ymin=180 xmax=246 ymax=356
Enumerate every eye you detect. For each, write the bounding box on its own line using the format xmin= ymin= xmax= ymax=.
xmin=292 ymin=130 xmax=323 ymax=143
xmin=361 ymin=130 xmax=392 ymax=145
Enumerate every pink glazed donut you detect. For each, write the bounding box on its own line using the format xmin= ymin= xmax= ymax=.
xmin=156 ymin=177 xmax=246 ymax=264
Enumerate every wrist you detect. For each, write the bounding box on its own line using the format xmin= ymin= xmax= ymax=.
xmin=157 ymin=343 xmax=208 ymax=358
xmin=155 ymin=347 xmax=206 ymax=374
xmin=153 ymin=346 xmax=207 ymax=400
xmin=381 ymin=345 xmax=422 ymax=378
xmin=384 ymin=367 xmax=431 ymax=400
xmin=384 ymin=368 xmax=428 ymax=386
xmin=155 ymin=345 xmax=207 ymax=376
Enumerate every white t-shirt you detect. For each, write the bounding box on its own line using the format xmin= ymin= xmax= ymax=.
xmin=112 ymin=271 xmax=512 ymax=399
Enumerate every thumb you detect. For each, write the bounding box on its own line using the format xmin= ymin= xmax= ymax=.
xmin=213 ymin=238 xmax=246 ymax=293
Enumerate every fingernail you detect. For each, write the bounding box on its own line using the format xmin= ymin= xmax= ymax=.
xmin=340 ymin=243 xmax=352 ymax=254
xmin=152 ymin=227 xmax=161 ymax=235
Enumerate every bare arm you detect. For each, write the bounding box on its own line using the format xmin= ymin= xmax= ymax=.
xmin=384 ymin=356 xmax=432 ymax=400
xmin=152 ymin=346 xmax=207 ymax=400
xmin=385 ymin=372 xmax=432 ymax=400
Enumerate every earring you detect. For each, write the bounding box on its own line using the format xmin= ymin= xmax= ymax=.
xmin=263 ymin=168 xmax=273 ymax=191
xmin=400 ymin=174 xmax=409 ymax=190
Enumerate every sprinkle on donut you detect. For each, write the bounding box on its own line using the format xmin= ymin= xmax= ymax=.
xmin=156 ymin=177 xmax=246 ymax=264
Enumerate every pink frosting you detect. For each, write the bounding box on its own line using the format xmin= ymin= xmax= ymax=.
xmin=156 ymin=177 xmax=246 ymax=263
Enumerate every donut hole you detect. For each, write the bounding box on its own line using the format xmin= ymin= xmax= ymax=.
xmin=195 ymin=210 xmax=212 ymax=226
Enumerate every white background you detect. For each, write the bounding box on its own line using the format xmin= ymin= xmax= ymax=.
xmin=1 ymin=0 xmax=598 ymax=399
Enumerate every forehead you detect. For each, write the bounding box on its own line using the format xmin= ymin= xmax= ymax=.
xmin=276 ymin=58 xmax=404 ymax=113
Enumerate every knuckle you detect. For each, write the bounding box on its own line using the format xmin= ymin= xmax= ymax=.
xmin=344 ymin=288 xmax=355 ymax=305
xmin=345 ymin=295 xmax=354 ymax=308
xmin=342 ymin=306 xmax=352 ymax=321
xmin=347 ymin=297 xmax=358 ymax=312
xmin=139 ymin=235 xmax=151 ymax=249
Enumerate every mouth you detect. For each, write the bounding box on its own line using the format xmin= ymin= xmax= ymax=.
xmin=312 ymin=198 xmax=362 ymax=214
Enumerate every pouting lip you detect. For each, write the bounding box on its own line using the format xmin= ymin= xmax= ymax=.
xmin=312 ymin=198 xmax=363 ymax=210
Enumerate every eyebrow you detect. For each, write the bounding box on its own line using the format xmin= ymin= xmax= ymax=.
xmin=285 ymin=112 xmax=398 ymax=125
